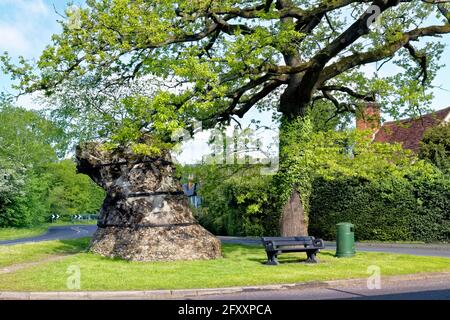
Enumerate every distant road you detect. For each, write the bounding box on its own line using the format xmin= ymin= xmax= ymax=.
xmin=0 ymin=225 xmax=97 ymax=245
xmin=0 ymin=226 xmax=449 ymax=258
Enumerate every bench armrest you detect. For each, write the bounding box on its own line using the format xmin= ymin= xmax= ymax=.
xmin=261 ymin=238 xmax=274 ymax=250
xmin=313 ymin=238 xmax=325 ymax=249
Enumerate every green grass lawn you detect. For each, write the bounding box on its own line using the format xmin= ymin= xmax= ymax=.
xmin=0 ymin=238 xmax=90 ymax=268
xmin=0 ymin=238 xmax=448 ymax=292
xmin=0 ymin=221 xmax=97 ymax=241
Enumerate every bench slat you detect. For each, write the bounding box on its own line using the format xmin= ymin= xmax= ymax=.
xmin=270 ymin=241 xmax=313 ymax=246
xmin=262 ymin=237 xmax=325 ymax=250
xmin=262 ymin=236 xmax=314 ymax=242
xmin=274 ymin=248 xmax=316 ymax=253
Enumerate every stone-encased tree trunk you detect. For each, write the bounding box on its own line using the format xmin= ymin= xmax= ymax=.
xmin=75 ymin=142 xmax=221 ymax=262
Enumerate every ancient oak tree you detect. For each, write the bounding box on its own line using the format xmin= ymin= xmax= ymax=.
xmin=2 ymin=0 xmax=450 ymax=235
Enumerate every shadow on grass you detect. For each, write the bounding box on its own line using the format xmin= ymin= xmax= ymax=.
xmin=248 ymin=250 xmax=336 ymax=265
xmin=54 ymin=238 xmax=91 ymax=255
xmin=318 ymin=251 xmax=336 ymax=257
xmin=221 ymin=243 xmax=311 ymax=265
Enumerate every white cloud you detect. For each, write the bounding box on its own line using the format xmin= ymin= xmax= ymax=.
xmin=24 ymin=0 xmax=49 ymax=15
xmin=16 ymin=92 xmax=43 ymax=110
xmin=0 ymin=0 xmax=52 ymax=56
xmin=0 ymin=24 xmax=30 ymax=54
xmin=0 ymin=0 xmax=49 ymax=16
xmin=173 ymin=130 xmax=211 ymax=165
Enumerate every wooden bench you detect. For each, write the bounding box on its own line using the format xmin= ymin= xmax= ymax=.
xmin=261 ymin=236 xmax=325 ymax=265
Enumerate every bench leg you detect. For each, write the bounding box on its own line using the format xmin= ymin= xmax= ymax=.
xmin=265 ymin=252 xmax=279 ymax=265
xmin=305 ymin=251 xmax=318 ymax=263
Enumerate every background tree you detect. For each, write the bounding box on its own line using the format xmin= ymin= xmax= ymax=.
xmin=47 ymin=160 xmax=105 ymax=218
xmin=2 ymin=0 xmax=450 ymax=233
xmin=0 ymin=162 xmax=27 ymax=226
xmin=0 ymin=103 xmax=64 ymax=165
xmin=0 ymin=103 xmax=57 ymax=226
xmin=0 ymin=103 xmax=104 ymax=227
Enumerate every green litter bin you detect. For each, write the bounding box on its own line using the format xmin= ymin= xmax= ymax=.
xmin=336 ymin=222 xmax=355 ymax=257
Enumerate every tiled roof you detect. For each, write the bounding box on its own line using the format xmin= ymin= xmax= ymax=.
xmin=373 ymin=106 xmax=450 ymax=153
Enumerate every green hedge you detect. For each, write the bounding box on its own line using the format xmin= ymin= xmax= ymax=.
xmin=309 ymin=175 xmax=450 ymax=242
xmin=190 ymin=171 xmax=450 ymax=242
xmin=194 ymin=172 xmax=450 ymax=242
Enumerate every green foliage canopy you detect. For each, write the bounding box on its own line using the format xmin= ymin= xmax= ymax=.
xmin=2 ymin=0 xmax=450 ymax=152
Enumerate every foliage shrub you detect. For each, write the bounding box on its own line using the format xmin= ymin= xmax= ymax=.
xmin=191 ymin=166 xmax=449 ymax=242
xmin=419 ymin=124 xmax=450 ymax=173
xmin=0 ymin=160 xmax=105 ymax=228
xmin=182 ymin=165 xmax=277 ymax=236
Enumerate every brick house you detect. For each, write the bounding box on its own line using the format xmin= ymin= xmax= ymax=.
xmin=357 ymin=104 xmax=450 ymax=153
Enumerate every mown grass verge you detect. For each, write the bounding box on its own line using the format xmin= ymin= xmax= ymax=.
xmin=0 ymin=238 xmax=448 ymax=291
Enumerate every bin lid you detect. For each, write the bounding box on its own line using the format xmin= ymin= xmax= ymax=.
xmin=336 ymin=222 xmax=354 ymax=227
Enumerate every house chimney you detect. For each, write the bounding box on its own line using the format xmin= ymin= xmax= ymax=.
xmin=356 ymin=102 xmax=381 ymax=131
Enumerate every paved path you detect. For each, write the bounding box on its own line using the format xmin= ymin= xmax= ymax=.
xmin=1 ymin=226 xmax=449 ymax=258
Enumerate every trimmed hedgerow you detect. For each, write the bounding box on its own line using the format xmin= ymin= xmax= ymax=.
xmin=309 ymin=175 xmax=450 ymax=242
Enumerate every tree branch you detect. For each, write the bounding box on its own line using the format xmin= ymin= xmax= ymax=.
xmin=319 ymin=23 xmax=450 ymax=84
xmin=404 ymin=42 xmax=428 ymax=85
xmin=437 ymin=4 xmax=450 ymax=23
xmin=294 ymin=0 xmax=402 ymax=110
xmin=215 ymin=80 xmax=284 ymax=121
xmin=235 ymin=80 xmax=284 ymax=118
xmin=319 ymin=85 xmax=376 ymax=101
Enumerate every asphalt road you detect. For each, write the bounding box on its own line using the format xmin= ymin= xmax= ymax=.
xmin=192 ymin=275 xmax=450 ymax=300
xmin=0 ymin=225 xmax=97 ymax=245
xmin=1 ymin=225 xmax=449 ymax=258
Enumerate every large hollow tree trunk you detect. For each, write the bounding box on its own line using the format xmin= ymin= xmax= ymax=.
xmin=277 ymin=85 xmax=310 ymax=237
xmin=75 ymin=142 xmax=221 ymax=262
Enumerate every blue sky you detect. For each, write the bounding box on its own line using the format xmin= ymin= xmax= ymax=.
xmin=0 ymin=0 xmax=449 ymax=163
xmin=0 ymin=0 xmax=68 ymax=58
xmin=0 ymin=0 xmax=70 ymax=102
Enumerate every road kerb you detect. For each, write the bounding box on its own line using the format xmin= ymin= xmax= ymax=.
xmin=0 ymin=272 xmax=449 ymax=300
